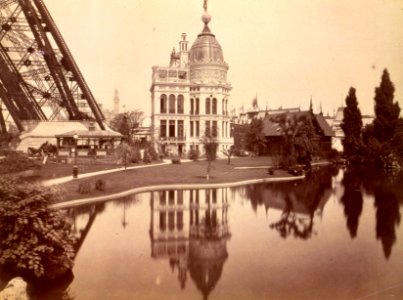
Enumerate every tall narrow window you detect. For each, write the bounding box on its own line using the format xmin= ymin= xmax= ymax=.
xmin=196 ymin=98 xmax=200 ymax=115
xmin=212 ymin=121 xmax=218 ymax=137
xmin=169 ymin=94 xmax=175 ymax=113
xmin=177 ymin=95 xmax=184 ymax=114
xmin=160 ymin=120 xmax=167 ymax=138
xmin=205 ymin=120 xmax=211 ymax=136
xmin=212 ymin=98 xmax=217 ymax=114
xmin=206 ymin=98 xmax=211 ymax=114
xmin=190 ymin=121 xmax=194 ymax=137
xmin=169 ymin=190 xmax=175 ymax=205
xmin=169 ymin=120 xmax=175 ymax=137
xmin=160 ymin=94 xmax=167 ymax=113
xmin=196 ymin=121 xmax=200 ymax=137
xmin=222 ymin=121 xmax=225 ymax=137
xmin=178 ymin=120 xmax=184 ymax=137
xmin=190 ymin=98 xmax=194 ymax=115
xmin=222 ymin=99 xmax=225 ymax=115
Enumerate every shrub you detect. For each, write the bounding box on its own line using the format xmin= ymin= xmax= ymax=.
xmin=0 ymin=177 xmax=76 ymax=279
xmin=0 ymin=152 xmax=41 ymax=174
xmin=78 ymin=182 xmax=92 ymax=194
xmin=188 ymin=149 xmax=199 ymax=161
xmin=143 ymin=151 xmax=152 ymax=163
xmin=171 ymin=157 xmax=181 ymax=164
xmin=95 ymin=179 xmax=106 ymax=192
xmin=279 ymin=155 xmax=298 ymax=169
xmin=130 ymin=146 xmax=141 ymax=163
xmin=146 ymin=145 xmax=159 ymax=161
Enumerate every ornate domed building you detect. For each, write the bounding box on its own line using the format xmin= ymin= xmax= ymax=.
xmin=150 ymin=6 xmax=233 ymax=157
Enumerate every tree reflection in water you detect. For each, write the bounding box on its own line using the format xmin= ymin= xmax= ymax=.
xmin=340 ymin=169 xmax=363 ymax=238
xmin=362 ymin=171 xmax=402 ymax=259
xmin=340 ymin=169 xmax=402 ymax=259
xmin=243 ymin=166 xmax=337 ymax=240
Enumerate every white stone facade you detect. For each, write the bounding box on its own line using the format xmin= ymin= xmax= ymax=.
xmin=150 ymin=16 xmax=233 ymax=157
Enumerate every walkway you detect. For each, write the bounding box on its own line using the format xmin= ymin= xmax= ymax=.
xmin=42 ymin=160 xmax=171 ymax=186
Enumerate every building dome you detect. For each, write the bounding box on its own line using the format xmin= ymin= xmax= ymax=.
xmin=189 ymin=13 xmax=228 ymax=83
xmin=189 ymin=14 xmax=225 ymax=65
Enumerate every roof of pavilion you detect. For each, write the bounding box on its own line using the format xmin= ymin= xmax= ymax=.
xmin=55 ymin=129 xmax=122 ymax=138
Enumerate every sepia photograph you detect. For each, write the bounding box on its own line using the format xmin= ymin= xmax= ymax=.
xmin=0 ymin=0 xmax=403 ymax=299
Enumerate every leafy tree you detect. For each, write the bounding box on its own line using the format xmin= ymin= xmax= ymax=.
xmin=276 ymin=113 xmax=317 ymax=167
xmin=373 ymin=69 xmax=400 ymax=143
xmin=109 ymin=110 xmax=144 ymax=142
xmin=247 ymin=118 xmax=266 ymax=155
xmin=115 ymin=141 xmax=133 ymax=169
xmin=221 ymin=145 xmax=235 ymax=165
xmin=340 ymin=87 xmax=364 ymax=163
xmin=0 ymin=177 xmax=76 ymax=279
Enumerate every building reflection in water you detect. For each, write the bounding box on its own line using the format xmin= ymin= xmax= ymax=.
xmin=149 ymin=188 xmax=231 ymax=299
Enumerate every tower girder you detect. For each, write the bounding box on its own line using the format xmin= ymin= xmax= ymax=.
xmin=0 ymin=0 xmax=105 ymax=130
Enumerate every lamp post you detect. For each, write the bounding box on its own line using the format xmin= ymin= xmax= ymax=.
xmin=73 ymin=133 xmax=79 ymax=178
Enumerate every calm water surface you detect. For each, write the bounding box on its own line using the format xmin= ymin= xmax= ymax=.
xmin=42 ymin=167 xmax=403 ymax=300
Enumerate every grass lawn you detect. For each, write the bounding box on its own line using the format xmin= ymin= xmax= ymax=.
xmin=56 ymin=156 xmax=295 ymax=202
xmin=34 ymin=159 xmax=162 ymax=180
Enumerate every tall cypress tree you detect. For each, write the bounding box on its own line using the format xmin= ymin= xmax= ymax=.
xmin=341 ymin=87 xmax=363 ymax=160
xmin=373 ymin=69 xmax=400 ymax=143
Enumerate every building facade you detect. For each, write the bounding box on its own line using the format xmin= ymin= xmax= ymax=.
xmin=150 ymin=11 xmax=233 ymax=157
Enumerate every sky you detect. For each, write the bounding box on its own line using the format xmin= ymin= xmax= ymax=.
xmin=45 ymin=0 xmax=403 ymax=118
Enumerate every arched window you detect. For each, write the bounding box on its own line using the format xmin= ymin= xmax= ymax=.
xmin=169 ymin=94 xmax=175 ymax=114
xmin=177 ymin=95 xmax=184 ymax=114
xmin=206 ymin=98 xmax=211 ymax=114
xmin=212 ymin=98 xmax=217 ymax=114
xmin=160 ymin=94 xmax=167 ymax=113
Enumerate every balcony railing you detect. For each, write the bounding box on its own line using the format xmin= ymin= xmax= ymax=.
xmin=160 ymin=136 xmax=186 ymax=142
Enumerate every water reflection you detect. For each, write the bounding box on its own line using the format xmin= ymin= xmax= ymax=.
xmin=150 ymin=189 xmax=230 ymax=299
xmin=363 ymin=171 xmax=403 ymax=259
xmin=22 ymin=167 xmax=403 ymax=299
xmin=340 ymin=170 xmax=363 ymax=238
xmin=340 ymin=169 xmax=402 ymax=258
xmin=240 ymin=167 xmax=337 ymax=240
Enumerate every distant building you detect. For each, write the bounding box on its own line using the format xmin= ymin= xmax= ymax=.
xmin=326 ymin=107 xmax=374 ymax=152
xmin=113 ymin=89 xmax=120 ymax=115
xmin=235 ymin=106 xmax=301 ymax=125
xmin=150 ymin=9 xmax=233 ymax=157
xmin=233 ymin=109 xmax=333 ymax=157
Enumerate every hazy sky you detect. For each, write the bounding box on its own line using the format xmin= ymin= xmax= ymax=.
xmin=45 ymin=0 xmax=403 ymax=117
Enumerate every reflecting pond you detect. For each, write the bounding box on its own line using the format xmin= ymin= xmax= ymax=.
xmin=37 ymin=167 xmax=403 ymax=299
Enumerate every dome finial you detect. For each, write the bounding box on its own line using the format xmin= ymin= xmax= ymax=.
xmin=201 ymin=0 xmax=211 ymax=28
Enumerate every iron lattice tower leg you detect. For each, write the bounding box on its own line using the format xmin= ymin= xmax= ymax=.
xmin=0 ymin=0 xmax=105 ymax=130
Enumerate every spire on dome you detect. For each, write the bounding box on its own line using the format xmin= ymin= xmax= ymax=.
xmin=203 ymin=0 xmax=208 ymax=12
xmin=201 ymin=0 xmax=212 ymax=36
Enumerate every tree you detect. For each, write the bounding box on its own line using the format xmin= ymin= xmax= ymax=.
xmin=373 ymin=69 xmax=400 ymax=144
xmin=0 ymin=177 xmax=76 ymax=279
xmin=115 ymin=140 xmax=133 ymax=169
xmin=247 ymin=118 xmax=266 ymax=155
xmin=201 ymin=130 xmax=218 ymax=180
xmin=109 ymin=110 xmax=145 ymax=142
xmin=276 ymin=113 xmax=317 ymax=167
xmin=221 ymin=145 xmax=235 ymax=165
xmin=340 ymin=87 xmax=364 ymax=163
xmin=364 ymin=69 xmax=402 ymax=168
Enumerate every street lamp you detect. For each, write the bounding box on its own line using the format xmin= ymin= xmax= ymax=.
xmin=73 ymin=133 xmax=79 ymax=178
